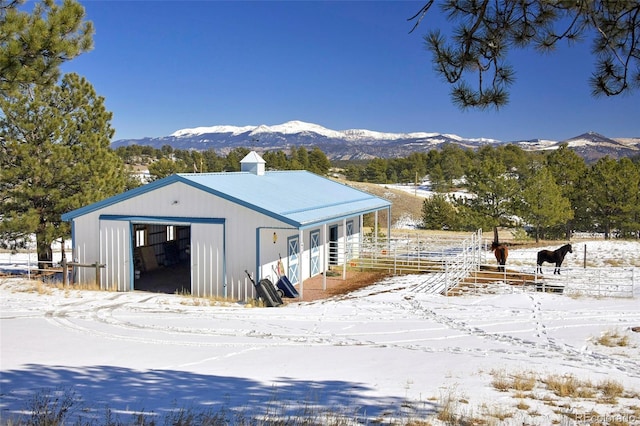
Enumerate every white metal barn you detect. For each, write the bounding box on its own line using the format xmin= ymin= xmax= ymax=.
xmin=61 ymin=152 xmax=391 ymax=299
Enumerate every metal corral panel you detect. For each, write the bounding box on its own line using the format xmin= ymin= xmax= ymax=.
xmin=191 ymin=222 xmax=225 ymax=297
xmin=100 ymin=220 xmax=131 ymax=291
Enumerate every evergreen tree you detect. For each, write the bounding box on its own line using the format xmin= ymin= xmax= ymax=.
xmin=422 ymin=194 xmax=460 ymax=231
xmin=409 ymin=1 xmax=640 ymax=108
xmin=262 ymin=150 xmax=288 ymax=170
xmin=224 ymin=147 xmax=250 ymax=172
xmin=202 ymin=149 xmax=225 ymax=172
xmin=0 ymin=73 xmax=127 ymax=265
xmin=148 ymin=158 xmax=187 ymax=180
xmin=288 ymin=147 xmax=302 ymax=170
xmin=428 ymin=164 xmax=448 ymax=193
xmin=585 ymin=157 xmax=640 ymax=239
xmin=545 ymin=144 xmax=588 ymax=238
xmin=456 ymin=155 xmax=520 ymax=231
xmin=296 ymin=146 xmax=310 ymax=170
xmin=439 ymin=144 xmax=468 ymax=184
xmin=363 ymin=158 xmax=388 ymax=183
xmin=520 ymin=167 xmax=573 ymax=242
xmin=614 ymin=158 xmax=640 ymax=238
xmin=1 ymin=0 xmax=93 ymax=96
xmin=344 ymin=164 xmax=364 ymax=181
xmin=307 ymin=147 xmax=331 ymax=175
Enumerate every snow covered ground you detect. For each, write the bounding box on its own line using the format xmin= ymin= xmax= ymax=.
xmin=1 ymin=240 xmax=640 ymax=425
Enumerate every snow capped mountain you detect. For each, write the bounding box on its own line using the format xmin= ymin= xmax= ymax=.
xmin=171 ymin=125 xmax=255 ymax=137
xmin=565 ymin=131 xmax=624 ymax=148
xmin=113 ymin=121 xmax=639 ymax=162
xmin=561 ymin=131 xmax=639 ymax=162
xmin=169 ymin=121 xmax=474 ymax=143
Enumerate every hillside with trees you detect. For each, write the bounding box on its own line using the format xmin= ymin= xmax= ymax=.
xmin=112 ymin=142 xmax=640 ymax=241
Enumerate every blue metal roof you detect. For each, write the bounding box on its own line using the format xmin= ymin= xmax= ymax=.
xmin=62 ymin=170 xmax=391 ymax=229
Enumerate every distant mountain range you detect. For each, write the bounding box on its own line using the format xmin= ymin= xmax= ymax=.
xmin=111 ymin=120 xmax=640 ymax=162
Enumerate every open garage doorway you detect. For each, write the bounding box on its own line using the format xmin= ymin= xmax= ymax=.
xmin=133 ymin=223 xmax=191 ymax=294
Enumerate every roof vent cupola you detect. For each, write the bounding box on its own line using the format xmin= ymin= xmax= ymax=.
xmin=240 ymin=151 xmax=266 ymax=176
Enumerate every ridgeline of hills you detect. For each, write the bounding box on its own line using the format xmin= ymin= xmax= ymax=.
xmin=111 ymin=120 xmax=640 ymax=163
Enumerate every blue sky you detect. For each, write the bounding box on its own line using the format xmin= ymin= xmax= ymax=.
xmin=60 ymin=1 xmax=639 ymax=142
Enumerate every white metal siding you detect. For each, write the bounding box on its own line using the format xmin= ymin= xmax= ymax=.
xmin=69 ymin=181 xmax=369 ymax=295
xmin=191 ymin=222 xmax=224 ymax=297
xmin=100 ymin=220 xmax=131 ymax=291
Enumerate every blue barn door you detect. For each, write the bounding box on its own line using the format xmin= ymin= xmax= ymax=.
xmin=310 ymin=230 xmax=320 ymax=276
xmin=287 ymin=236 xmax=299 ymax=285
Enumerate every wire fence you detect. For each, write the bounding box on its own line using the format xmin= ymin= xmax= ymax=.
xmin=353 ymin=231 xmax=638 ymax=299
xmin=438 ymin=263 xmax=638 ymax=298
xmin=3 ymin=232 xmax=638 ymax=299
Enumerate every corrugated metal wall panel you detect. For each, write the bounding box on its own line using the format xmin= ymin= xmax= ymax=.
xmin=100 ymin=220 xmax=131 ymax=291
xmin=191 ymin=222 xmax=224 ymax=297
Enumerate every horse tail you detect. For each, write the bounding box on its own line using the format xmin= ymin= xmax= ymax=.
xmin=500 ymin=247 xmax=508 ymax=265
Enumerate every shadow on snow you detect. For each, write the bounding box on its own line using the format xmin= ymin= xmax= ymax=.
xmin=0 ymin=364 xmax=437 ymax=422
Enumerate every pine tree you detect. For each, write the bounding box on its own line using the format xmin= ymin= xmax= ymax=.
xmin=586 ymin=157 xmax=640 ymax=239
xmin=521 ymin=167 xmax=573 ymax=242
xmin=0 ymin=73 xmax=127 ymax=266
xmin=409 ymin=1 xmax=640 ymax=108
xmin=1 ymin=0 xmax=93 ymax=96
xmin=545 ymin=144 xmax=588 ymax=238
xmin=422 ymin=194 xmax=460 ymax=231
xmin=307 ymin=147 xmax=331 ymax=175
xmin=148 ymin=158 xmax=187 ymax=180
xmin=457 ymin=155 xmax=520 ymax=231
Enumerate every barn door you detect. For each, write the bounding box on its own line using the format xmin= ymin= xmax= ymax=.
xmin=346 ymin=220 xmax=354 ymax=260
xmin=310 ymin=230 xmax=320 ymax=276
xmin=287 ymin=236 xmax=299 ymax=285
xmin=190 ymin=222 xmax=224 ymax=297
xmin=100 ymin=219 xmax=132 ymax=291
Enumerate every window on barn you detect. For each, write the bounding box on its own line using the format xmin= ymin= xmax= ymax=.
xmin=135 ymin=226 xmax=147 ymax=247
xmin=167 ymin=225 xmax=175 ymax=241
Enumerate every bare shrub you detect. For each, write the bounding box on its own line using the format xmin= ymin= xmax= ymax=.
xmin=24 ymin=387 xmax=81 ymax=426
xmin=598 ymin=379 xmax=625 ymax=404
xmin=543 ymin=374 xmax=595 ymax=398
xmin=595 ymin=329 xmax=630 ymax=347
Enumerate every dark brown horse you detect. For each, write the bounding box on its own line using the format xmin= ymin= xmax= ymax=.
xmin=491 ymin=241 xmax=508 ymax=272
xmin=537 ymin=244 xmax=572 ymax=275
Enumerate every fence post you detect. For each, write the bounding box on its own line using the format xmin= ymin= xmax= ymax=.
xmin=445 ymin=260 xmax=449 ymax=296
xmin=62 ymin=257 xmax=68 ymax=287
xmin=393 ymin=244 xmax=397 ymax=274
xmin=94 ymin=262 xmax=101 ymax=288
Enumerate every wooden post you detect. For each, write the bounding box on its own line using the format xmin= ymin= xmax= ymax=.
xmin=94 ymin=262 xmax=101 ymax=288
xmin=62 ymin=257 xmax=68 ymax=287
xmin=584 ymin=244 xmax=587 ymax=268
